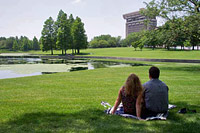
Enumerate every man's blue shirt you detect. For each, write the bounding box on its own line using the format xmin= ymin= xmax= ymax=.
xmin=143 ymin=78 xmax=169 ymax=113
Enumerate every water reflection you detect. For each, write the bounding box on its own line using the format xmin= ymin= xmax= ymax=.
xmin=0 ymin=58 xmax=42 ymax=65
xmin=0 ymin=58 xmax=148 ymax=79
xmin=70 ymin=67 xmax=88 ymax=72
xmin=41 ymin=72 xmax=58 ymax=74
xmin=0 ymin=70 xmax=41 ymax=79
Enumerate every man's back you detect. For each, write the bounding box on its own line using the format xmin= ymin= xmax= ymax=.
xmin=143 ymin=79 xmax=168 ymax=113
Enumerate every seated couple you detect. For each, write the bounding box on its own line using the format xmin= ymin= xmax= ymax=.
xmin=111 ymin=66 xmax=169 ymax=120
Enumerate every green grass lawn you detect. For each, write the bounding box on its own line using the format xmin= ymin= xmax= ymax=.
xmin=81 ymin=47 xmax=200 ymax=60
xmin=1 ymin=47 xmax=200 ymax=60
xmin=0 ymin=62 xmax=199 ymax=132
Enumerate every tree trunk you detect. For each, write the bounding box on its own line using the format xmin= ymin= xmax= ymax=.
xmin=192 ymin=45 xmax=195 ymax=50
xmin=152 ymin=46 xmax=155 ymax=50
xmin=62 ymin=49 xmax=64 ymax=55
xmin=51 ymin=48 xmax=53 ymax=55
xmin=50 ymin=44 xmax=53 ymax=55
xmin=72 ymin=48 xmax=74 ymax=55
xmin=77 ymin=49 xmax=80 ymax=54
xmin=65 ymin=49 xmax=67 ymax=55
xmin=167 ymin=46 xmax=170 ymax=50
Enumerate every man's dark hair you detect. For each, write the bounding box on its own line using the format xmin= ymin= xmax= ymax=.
xmin=149 ymin=66 xmax=160 ymax=79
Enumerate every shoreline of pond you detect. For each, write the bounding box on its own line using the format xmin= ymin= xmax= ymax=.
xmin=1 ymin=57 xmax=148 ymax=79
xmin=0 ymin=54 xmax=200 ymax=63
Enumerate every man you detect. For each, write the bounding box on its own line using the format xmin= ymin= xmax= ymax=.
xmin=143 ymin=66 xmax=169 ymax=118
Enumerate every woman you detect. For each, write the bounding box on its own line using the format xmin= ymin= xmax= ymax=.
xmin=111 ymin=73 xmax=143 ymax=119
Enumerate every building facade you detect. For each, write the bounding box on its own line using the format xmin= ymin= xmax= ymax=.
xmin=123 ymin=9 xmax=157 ymax=37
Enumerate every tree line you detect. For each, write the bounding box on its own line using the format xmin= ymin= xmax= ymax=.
xmin=41 ymin=10 xmax=88 ymax=55
xmin=89 ymin=34 xmax=146 ymax=48
xmin=89 ymin=35 xmax=126 ymax=48
xmin=0 ymin=10 xmax=88 ymax=54
xmin=0 ymin=36 xmax=40 ymax=51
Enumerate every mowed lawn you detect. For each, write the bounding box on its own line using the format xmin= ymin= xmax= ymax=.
xmin=9 ymin=47 xmax=199 ymax=60
xmin=81 ymin=47 xmax=200 ymax=60
xmin=1 ymin=47 xmax=200 ymax=60
xmin=0 ymin=62 xmax=200 ymax=132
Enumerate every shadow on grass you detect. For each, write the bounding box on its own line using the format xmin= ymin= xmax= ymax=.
xmin=153 ymin=101 xmax=200 ymax=132
xmin=53 ymin=53 xmax=90 ymax=56
xmin=0 ymin=105 xmax=199 ymax=132
xmin=76 ymin=53 xmax=91 ymax=55
xmin=0 ymin=109 xmax=145 ymax=132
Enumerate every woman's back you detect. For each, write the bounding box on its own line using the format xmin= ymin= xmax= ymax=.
xmin=120 ymin=86 xmax=137 ymax=115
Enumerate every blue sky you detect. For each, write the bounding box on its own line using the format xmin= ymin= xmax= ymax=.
xmin=0 ymin=0 xmax=152 ymax=40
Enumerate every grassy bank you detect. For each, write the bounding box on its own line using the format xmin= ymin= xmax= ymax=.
xmin=1 ymin=47 xmax=200 ymax=60
xmin=0 ymin=62 xmax=199 ymax=132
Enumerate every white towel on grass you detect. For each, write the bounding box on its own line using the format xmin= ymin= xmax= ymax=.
xmin=101 ymin=101 xmax=176 ymax=121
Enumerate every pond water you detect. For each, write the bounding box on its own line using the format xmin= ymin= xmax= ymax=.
xmin=0 ymin=57 xmax=148 ymax=79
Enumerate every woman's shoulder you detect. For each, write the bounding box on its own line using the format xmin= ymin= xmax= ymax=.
xmin=119 ymin=86 xmax=125 ymax=95
xmin=120 ymin=86 xmax=125 ymax=90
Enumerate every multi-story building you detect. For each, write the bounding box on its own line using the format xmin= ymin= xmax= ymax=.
xmin=123 ymin=8 xmax=157 ymax=37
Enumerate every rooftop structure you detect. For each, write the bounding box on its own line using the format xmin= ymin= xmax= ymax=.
xmin=123 ymin=8 xmax=157 ymax=37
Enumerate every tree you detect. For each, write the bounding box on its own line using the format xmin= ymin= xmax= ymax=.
xmin=184 ymin=40 xmax=192 ymax=50
xmin=124 ymin=33 xmax=136 ymax=47
xmin=41 ymin=17 xmax=56 ymax=55
xmin=142 ymin=0 xmax=200 ymax=21
xmin=183 ymin=14 xmax=200 ymax=50
xmin=56 ymin=13 xmax=71 ymax=55
xmin=54 ymin=10 xmax=65 ymax=50
xmin=98 ymin=40 xmax=109 ymax=48
xmin=40 ymin=10 xmax=88 ymax=54
xmin=131 ymin=41 xmax=138 ymax=51
xmin=0 ymin=36 xmax=39 ymax=51
xmin=159 ymin=18 xmax=186 ymax=50
xmin=32 ymin=36 xmax=40 ymax=50
xmin=68 ymin=14 xmax=75 ymax=54
xmin=89 ymin=39 xmax=99 ymax=48
xmin=125 ymin=32 xmax=142 ymax=50
xmin=71 ymin=17 xmax=87 ymax=54
xmin=115 ymin=36 xmax=122 ymax=47
xmin=0 ymin=38 xmax=7 ymax=49
xmin=89 ymin=35 xmax=122 ymax=48
xmin=138 ymin=43 xmax=144 ymax=51
xmin=146 ymin=30 xmax=160 ymax=50
xmin=12 ymin=40 xmax=19 ymax=51
xmin=139 ymin=35 xmax=148 ymax=51
xmin=56 ymin=27 xmax=64 ymax=54
xmin=55 ymin=10 xmax=65 ymax=28
xmin=21 ymin=36 xmax=30 ymax=51
xmin=120 ymin=39 xmax=129 ymax=47
xmin=108 ymin=38 xmax=116 ymax=47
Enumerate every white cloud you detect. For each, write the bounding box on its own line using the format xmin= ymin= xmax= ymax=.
xmin=72 ymin=0 xmax=82 ymax=4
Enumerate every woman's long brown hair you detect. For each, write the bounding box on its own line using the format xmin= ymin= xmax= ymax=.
xmin=124 ymin=73 xmax=143 ymax=97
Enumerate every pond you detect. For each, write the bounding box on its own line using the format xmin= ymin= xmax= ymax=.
xmin=0 ymin=57 xmax=148 ymax=79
